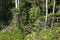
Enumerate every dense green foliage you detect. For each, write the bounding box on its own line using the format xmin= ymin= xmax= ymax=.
xmin=0 ymin=29 xmax=23 ymax=40
xmin=24 ymin=27 xmax=60 ymax=40
xmin=0 ymin=0 xmax=60 ymax=40
xmin=0 ymin=27 xmax=60 ymax=40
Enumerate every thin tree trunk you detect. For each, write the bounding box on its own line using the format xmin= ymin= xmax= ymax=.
xmin=15 ymin=0 xmax=18 ymax=9
xmin=18 ymin=0 xmax=19 ymax=5
xmin=17 ymin=0 xmax=19 ymax=9
xmin=51 ymin=0 xmax=55 ymax=28
xmin=44 ymin=0 xmax=48 ymax=29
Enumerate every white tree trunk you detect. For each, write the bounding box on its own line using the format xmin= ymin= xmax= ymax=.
xmin=15 ymin=0 xmax=19 ymax=9
xmin=15 ymin=0 xmax=18 ymax=9
xmin=18 ymin=0 xmax=19 ymax=5
xmin=51 ymin=0 xmax=55 ymax=28
xmin=44 ymin=0 xmax=48 ymax=29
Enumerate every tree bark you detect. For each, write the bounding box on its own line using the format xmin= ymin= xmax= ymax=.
xmin=51 ymin=0 xmax=55 ymax=28
xmin=15 ymin=0 xmax=19 ymax=9
xmin=15 ymin=0 xmax=18 ymax=9
xmin=44 ymin=0 xmax=48 ymax=29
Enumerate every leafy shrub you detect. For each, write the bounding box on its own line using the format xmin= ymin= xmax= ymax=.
xmin=53 ymin=27 xmax=60 ymax=40
xmin=24 ymin=27 xmax=60 ymax=40
xmin=24 ymin=31 xmax=39 ymax=40
xmin=39 ymin=29 xmax=55 ymax=40
xmin=0 ymin=29 xmax=23 ymax=40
